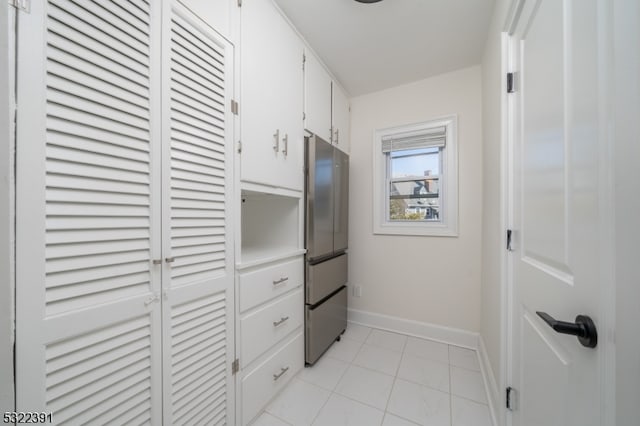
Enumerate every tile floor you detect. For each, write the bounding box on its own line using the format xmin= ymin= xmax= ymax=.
xmin=251 ymin=323 xmax=493 ymax=426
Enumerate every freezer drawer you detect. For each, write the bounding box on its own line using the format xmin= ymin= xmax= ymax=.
xmin=305 ymin=286 xmax=347 ymax=365
xmin=305 ymin=253 xmax=347 ymax=305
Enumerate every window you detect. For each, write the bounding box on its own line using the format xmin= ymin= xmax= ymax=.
xmin=373 ymin=116 xmax=458 ymax=236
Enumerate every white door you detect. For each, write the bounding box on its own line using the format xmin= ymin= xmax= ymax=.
xmin=161 ymin=2 xmax=236 ymax=424
xmin=16 ymin=1 xmax=163 ymax=422
xmin=509 ymin=0 xmax=612 ymax=425
xmin=15 ymin=1 xmax=236 ymax=424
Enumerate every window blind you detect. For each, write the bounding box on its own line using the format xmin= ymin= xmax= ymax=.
xmin=381 ymin=125 xmax=446 ymax=153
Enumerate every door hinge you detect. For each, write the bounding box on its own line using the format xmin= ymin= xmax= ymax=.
xmin=507 ymin=72 xmax=515 ymax=93
xmin=506 ymin=386 xmax=517 ymax=411
xmin=302 ymin=53 xmax=306 ymax=71
xmin=506 ymin=229 xmax=513 ymax=251
xmin=237 ymin=0 xmax=242 ymax=7
xmin=232 ymin=358 xmax=240 ymax=374
xmin=303 ymin=112 xmax=306 ymax=121
xmin=231 ymin=99 xmax=239 ymax=115
xmin=237 ymin=141 xmax=242 ymax=154
xmin=8 ymin=0 xmax=30 ymax=12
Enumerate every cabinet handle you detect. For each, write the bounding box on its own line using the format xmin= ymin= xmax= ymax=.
xmin=282 ymin=134 xmax=288 ymax=157
xmin=144 ymin=293 xmax=160 ymax=306
xmin=273 ymin=129 xmax=280 ymax=153
xmin=273 ymin=316 xmax=289 ymax=327
xmin=272 ymin=277 xmax=289 ymax=285
xmin=335 ymin=129 xmax=339 ymax=144
xmin=165 ymin=257 xmax=175 ymax=264
xmin=272 ymin=366 xmax=290 ymax=381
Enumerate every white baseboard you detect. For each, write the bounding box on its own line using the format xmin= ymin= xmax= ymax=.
xmin=478 ymin=335 xmax=501 ymax=426
xmin=347 ymin=308 xmax=479 ymax=349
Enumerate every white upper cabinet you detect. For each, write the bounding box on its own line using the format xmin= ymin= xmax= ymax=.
xmin=304 ymin=51 xmax=350 ymax=153
xmin=241 ymin=0 xmax=304 ymax=191
xmin=304 ymin=51 xmax=332 ymax=142
xmin=332 ymin=82 xmax=350 ymax=153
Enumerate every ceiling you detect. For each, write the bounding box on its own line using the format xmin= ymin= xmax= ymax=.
xmin=273 ymin=0 xmax=495 ymax=96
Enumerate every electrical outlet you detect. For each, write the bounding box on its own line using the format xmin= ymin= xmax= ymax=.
xmin=352 ymin=285 xmax=362 ymax=298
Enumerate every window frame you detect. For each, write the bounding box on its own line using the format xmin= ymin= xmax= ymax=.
xmin=373 ymin=115 xmax=458 ymax=237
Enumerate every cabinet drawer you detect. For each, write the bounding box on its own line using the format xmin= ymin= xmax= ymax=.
xmin=242 ymin=331 xmax=303 ymax=425
xmin=241 ymin=289 xmax=303 ymax=366
xmin=239 ymin=257 xmax=303 ymax=312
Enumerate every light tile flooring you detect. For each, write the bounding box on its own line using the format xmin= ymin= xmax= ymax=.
xmin=251 ymin=323 xmax=493 ymax=426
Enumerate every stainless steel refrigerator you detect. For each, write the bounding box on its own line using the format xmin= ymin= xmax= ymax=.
xmin=304 ymin=135 xmax=349 ymax=365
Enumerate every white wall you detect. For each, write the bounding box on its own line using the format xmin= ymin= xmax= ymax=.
xmin=0 ymin=1 xmax=15 ymax=414
xmin=479 ymin=0 xmax=511 ymax=410
xmin=613 ymin=0 xmax=640 ymax=423
xmin=348 ymin=66 xmax=482 ymax=332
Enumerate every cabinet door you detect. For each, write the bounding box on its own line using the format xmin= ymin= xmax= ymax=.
xmin=304 ymin=51 xmax=332 ymax=142
xmin=161 ymin=2 xmax=236 ymax=424
xmin=332 ymin=83 xmax=350 ymax=154
xmin=16 ymin=2 xmax=236 ymax=424
xmin=16 ymin=1 xmax=163 ymax=421
xmin=241 ymin=0 xmax=304 ymax=191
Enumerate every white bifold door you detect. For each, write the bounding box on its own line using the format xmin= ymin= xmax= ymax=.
xmin=15 ymin=1 xmax=235 ymax=424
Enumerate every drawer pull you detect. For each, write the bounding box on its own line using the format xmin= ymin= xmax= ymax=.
xmin=272 ymin=277 xmax=289 ymax=285
xmin=272 ymin=316 xmax=290 ymax=327
xmin=273 ymin=366 xmax=289 ymax=381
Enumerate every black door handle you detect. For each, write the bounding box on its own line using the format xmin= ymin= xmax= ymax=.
xmin=536 ymin=311 xmax=598 ymax=348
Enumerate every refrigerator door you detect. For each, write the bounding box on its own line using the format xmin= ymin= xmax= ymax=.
xmin=333 ymin=148 xmax=349 ymax=253
xmin=306 ymin=135 xmax=335 ymax=261
xmin=305 ymin=286 xmax=347 ymax=364
xmin=305 ymin=253 xmax=348 ymax=305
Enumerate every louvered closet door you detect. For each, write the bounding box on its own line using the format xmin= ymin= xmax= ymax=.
xmin=15 ymin=0 xmax=163 ymax=423
xmin=161 ymin=2 xmax=236 ymax=425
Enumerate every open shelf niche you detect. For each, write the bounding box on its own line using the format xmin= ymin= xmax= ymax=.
xmin=239 ymin=189 xmax=305 ymax=269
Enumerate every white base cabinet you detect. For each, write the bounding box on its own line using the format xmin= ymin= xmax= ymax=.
xmin=237 ymin=183 xmax=305 ymax=424
xmin=241 ymin=287 xmax=303 ymax=366
xmin=237 ymin=255 xmax=304 ymax=425
xmin=239 ymin=257 xmax=304 ymax=313
xmin=241 ymin=332 xmax=304 ymax=425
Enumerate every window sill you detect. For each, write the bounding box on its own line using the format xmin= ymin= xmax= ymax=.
xmin=373 ymin=222 xmax=458 ymax=237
